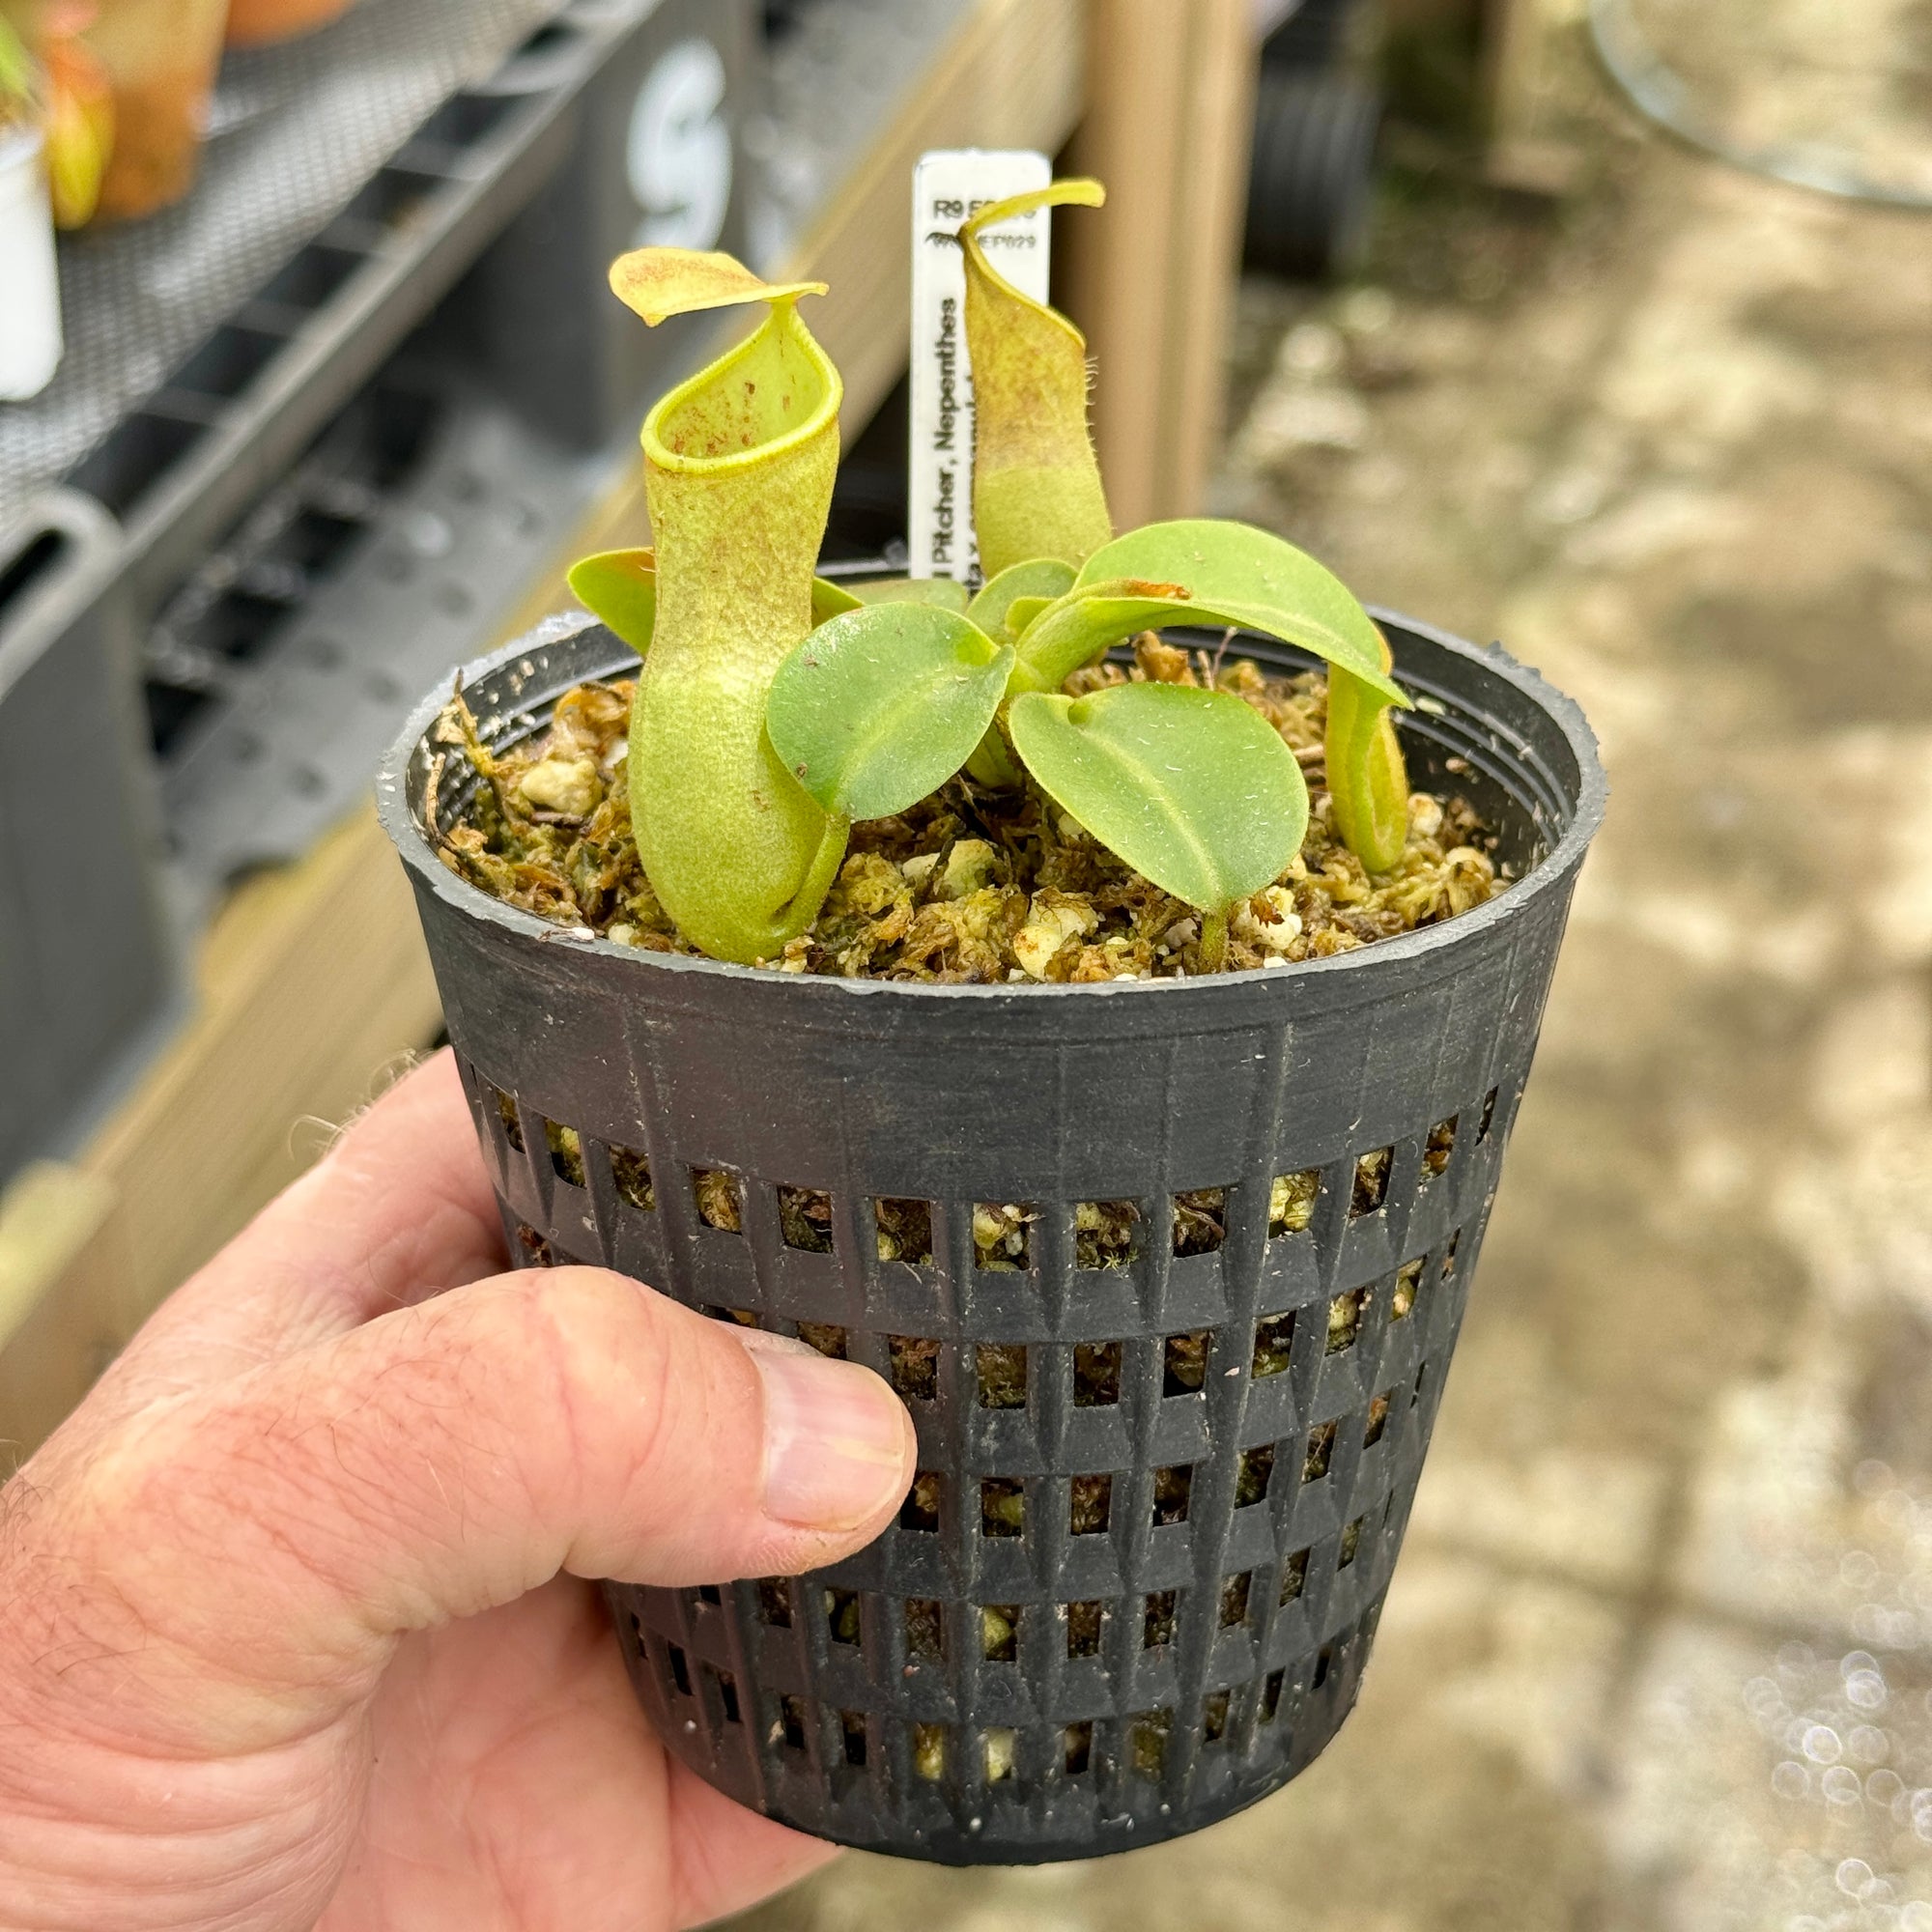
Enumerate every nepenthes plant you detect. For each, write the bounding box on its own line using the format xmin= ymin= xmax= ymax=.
xmin=568 ymin=179 xmax=1414 ymax=970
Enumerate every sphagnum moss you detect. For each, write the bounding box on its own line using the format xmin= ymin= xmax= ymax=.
xmin=436 ymin=635 xmax=1503 ymax=981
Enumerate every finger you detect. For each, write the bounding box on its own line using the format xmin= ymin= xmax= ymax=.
xmin=79 ymin=1268 xmax=915 ymax=1751
xmin=91 ymin=1051 xmax=504 ymax=1414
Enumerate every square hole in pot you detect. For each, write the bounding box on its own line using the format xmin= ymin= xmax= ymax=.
xmin=1219 ymin=1571 xmax=1252 ymax=1628
xmin=780 ymin=1694 xmax=808 ymax=1749
xmin=905 ymin=1597 xmax=945 ymax=1662
xmin=666 ymin=1642 xmax=692 ymax=1696
xmin=1152 ymin=1463 xmax=1193 ymax=1526
xmin=779 ymin=1186 xmax=834 ymax=1252
xmin=977 ymin=1343 xmax=1027 ymax=1407
xmin=888 ymin=1335 xmax=939 ymax=1401
xmin=796 ymin=1322 xmax=846 ymax=1359
xmin=492 ymin=1086 xmax=524 ymax=1151
xmin=825 ymin=1588 xmax=861 ymax=1647
xmin=1478 ymin=1086 xmax=1500 ymax=1140
xmin=1172 ymin=1188 xmax=1227 ymax=1256
xmin=1262 ymin=1668 xmax=1286 ymax=1721
xmin=902 ymin=1471 xmax=942 ymax=1533
xmin=1064 ymin=1720 xmax=1094 ymax=1775
xmin=981 ymin=1478 xmax=1025 ymax=1538
xmin=981 ymin=1604 xmax=1019 ymax=1662
xmin=1071 ymin=1473 xmax=1113 ymax=1535
xmin=696 ymin=1583 xmax=722 ymax=1606
xmin=1130 ymin=1709 xmax=1172 ymax=1776
xmin=1074 ymin=1340 xmax=1122 ymax=1406
xmin=984 ymin=1727 xmax=1017 ymax=1782
xmin=874 ymin=1198 xmax=933 ymax=1264
xmin=1143 ymin=1589 xmax=1178 ymax=1648
xmin=708 ymin=1665 xmax=741 ymax=1723
xmin=756 ymin=1578 xmax=793 ymax=1627
xmin=1203 ymin=1689 xmax=1231 ymax=1743
xmin=1423 ymin=1115 xmax=1458 ymax=1179
xmin=692 ymin=1168 xmax=742 ymax=1233
xmin=1365 ymin=1391 xmax=1392 ymax=1446
xmin=1253 ymin=1311 xmax=1294 ymax=1377
xmin=1066 ymin=1599 xmax=1104 ymax=1658
xmin=1236 ymin=1443 xmax=1276 ymax=1507
xmin=974 ymin=1202 xmax=1032 ymax=1270
xmin=1326 ymin=1286 xmax=1370 ymax=1353
xmin=700 ymin=1306 xmax=759 ymax=1328
xmin=1313 ymin=1646 xmax=1333 ymax=1690
xmin=611 ymin=1145 xmax=654 ymax=1210
xmin=1269 ymin=1168 xmax=1320 ymax=1236
xmin=913 ymin=1721 xmax=947 ymax=1781
xmin=1303 ymin=1421 xmax=1338 ymax=1484
xmin=1075 ymin=1198 xmax=1140 ymax=1268
xmin=840 ymin=1711 xmax=867 ymax=1767
xmin=1413 ymin=1361 xmax=1429 ymax=1406
xmin=515 ymin=1224 xmax=554 ymax=1268
xmin=1163 ymin=1329 xmax=1209 ymax=1396
xmin=546 ymin=1122 xmax=584 ymax=1188
xmin=1392 ymin=1258 xmax=1424 ymax=1321
xmin=1281 ymin=1547 xmax=1310 ymax=1604
xmin=1350 ymin=1149 xmax=1392 ymax=1218
xmin=1339 ymin=1515 xmax=1365 ymax=1569
xmin=1442 ymin=1230 xmax=1462 ymax=1278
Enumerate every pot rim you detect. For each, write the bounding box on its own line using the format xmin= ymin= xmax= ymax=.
xmin=376 ymin=604 xmax=1606 ymax=1002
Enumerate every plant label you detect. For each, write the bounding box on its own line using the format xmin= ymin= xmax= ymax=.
xmin=907 ymin=149 xmax=1051 ymax=588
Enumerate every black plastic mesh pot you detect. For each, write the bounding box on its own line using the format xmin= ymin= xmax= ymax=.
xmin=377 ymin=610 xmax=1605 ymax=1864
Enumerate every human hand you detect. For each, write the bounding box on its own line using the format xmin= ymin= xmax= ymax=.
xmin=0 ymin=1052 xmax=916 ymax=1931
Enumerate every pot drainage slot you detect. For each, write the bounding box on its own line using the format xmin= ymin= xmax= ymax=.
xmin=839 ymin=1710 xmax=867 ymax=1767
xmin=1219 ymin=1572 xmax=1253 ymax=1628
xmin=1143 ymin=1590 xmax=1178 ymax=1648
xmin=1262 ymin=1669 xmax=1286 ymax=1721
xmin=779 ymin=1186 xmax=833 ymax=1252
xmin=1172 ymin=1189 xmax=1228 ymax=1255
xmin=1203 ymin=1690 xmax=1231 ymax=1744
xmin=980 ymin=1605 xmax=1018 ymax=1661
xmin=1129 ymin=1710 xmax=1172 ymax=1776
xmin=973 ymin=1202 xmax=1032 ymax=1270
xmin=546 ymin=1122 xmax=583 ymax=1187
xmin=905 ymin=1598 xmax=944 ymax=1661
xmin=1326 ymin=1286 xmax=1370 ymax=1353
xmin=874 ymin=1198 xmax=933 ymax=1264
xmin=1269 ymin=1168 xmax=1321 ymax=1235
xmin=779 ymin=1695 xmax=808 ymax=1750
xmin=796 ymin=1323 xmax=846 ymax=1358
xmin=1065 ymin=1600 xmax=1104 ymax=1658
xmin=1070 ymin=1474 xmax=1112 ymax=1535
xmin=1236 ymin=1443 xmax=1276 ymax=1506
xmin=1163 ymin=1331 xmax=1209 ymax=1396
xmin=692 ymin=1168 xmax=743 ymax=1233
xmin=887 ymin=1335 xmax=938 ymax=1401
xmin=756 ymin=1579 xmax=792 ymax=1627
xmin=1152 ymin=1464 xmax=1193 ymax=1525
xmin=980 ymin=1478 xmax=1025 ymax=1538
xmin=611 ymin=1147 xmax=654 ymax=1210
xmin=825 ymin=1588 xmax=861 ymax=1647
xmin=1350 ymin=1149 xmax=1392 ymax=1217
xmin=1075 ymin=1198 xmax=1141 ymax=1268
xmin=1280 ymin=1548 xmax=1310 ymax=1604
xmin=1074 ymin=1341 xmax=1122 ymax=1406
xmin=1391 ymin=1259 xmax=1423 ymax=1320
xmin=1364 ymin=1392 xmax=1392 ymax=1446
xmin=901 ymin=1472 xmax=942 ymax=1533
xmin=1423 ymin=1114 xmax=1458 ymax=1179
xmin=914 ymin=1722 xmax=947 ymax=1780
xmin=977 ymin=1345 xmax=1027 ymax=1407
xmin=1253 ymin=1312 xmax=1294 ymax=1376
xmin=1303 ymin=1422 xmax=1338 ymax=1483
xmin=1338 ymin=1517 xmax=1365 ymax=1569
xmin=1063 ymin=1720 xmax=1093 ymax=1774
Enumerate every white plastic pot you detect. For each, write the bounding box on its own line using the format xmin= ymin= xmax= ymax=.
xmin=0 ymin=126 xmax=61 ymax=401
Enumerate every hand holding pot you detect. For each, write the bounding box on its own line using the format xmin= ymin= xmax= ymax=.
xmin=0 ymin=1052 xmax=916 ymax=1931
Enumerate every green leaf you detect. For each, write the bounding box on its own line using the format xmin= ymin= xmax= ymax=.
xmin=568 ymin=549 xmax=658 ymax=658
xmin=1008 ymin=682 xmax=1309 ymax=911
xmin=840 ymin=576 xmax=972 ymax=612
xmin=1010 ymin=520 xmax=1406 ymax=704
xmin=569 ymin=546 xmax=863 ymax=656
xmin=969 ymin=557 xmax=1077 ymax=639
xmin=767 ymin=604 xmax=1013 ymax=821
xmin=1324 ymin=632 xmax=1410 ymax=873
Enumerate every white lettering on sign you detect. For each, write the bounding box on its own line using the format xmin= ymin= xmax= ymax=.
xmin=628 ymin=38 xmax=732 ymax=251
xmin=908 ymin=149 xmax=1051 ymax=586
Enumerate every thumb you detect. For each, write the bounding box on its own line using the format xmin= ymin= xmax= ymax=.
xmin=75 ymin=1268 xmax=915 ymax=1747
